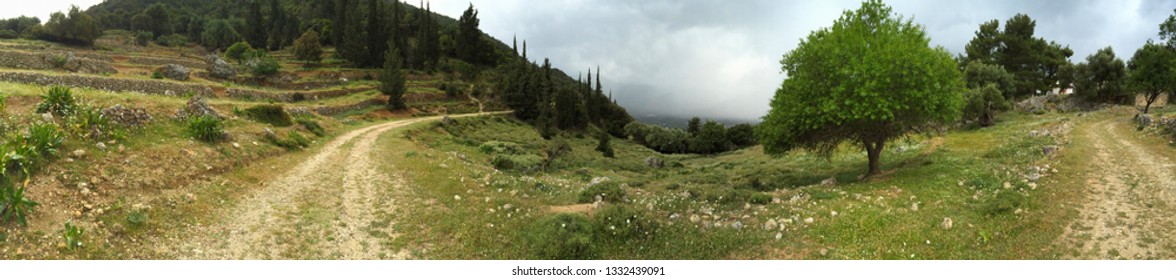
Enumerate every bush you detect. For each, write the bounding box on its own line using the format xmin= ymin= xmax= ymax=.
xmin=186 ymin=115 xmax=224 ymax=142
xmin=594 ymin=204 xmax=658 ymax=241
xmin=445 ymin=83 xmax=461 ymax=98
xmin=490 ymin=154 xmax=542 ymax=171
xmin=727 ymin=123 xmax=757 ymax=148
xmin=595 ymin=130 xmax=614 ymax=158
xmin=749 ymin=193 xmax=773 ymax=205
xmin=251 ymin=56 xmax=280 ymax=77
xmin=151 ymin=71 xmax=163 ymax=79
xmin=578 ymin=182 xmax=625 ymax=203
xmin=0 ymin=29 xmax=17 ymax=39
xmin=0 ymin=179 xmax=38 ymax=226
xmin=265 ymin=131 xmax=311 ymax=150
xmin=479 ymin=141 xmax=525 ymax=155
xmin=297 ymin=119 xmax=325 ymax=137
xmin=156 ymin=34 xmax=187 ymax=47
xmin=225 ymin=41 xmax=253 ymax=64
xmin=528 ymin=213 xmax=597 ymax=260
xmin=241 ymin=104 xmax=293 ymax=127
xmin=134 ymin=31 xmax=152 ymax=46
xmin=36 ymin=85 xmax=77 ymax=116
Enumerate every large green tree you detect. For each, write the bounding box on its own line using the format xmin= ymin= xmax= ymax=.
xmin=1127 ymin=42 xmax=1176 ymax=114
xmin=965 ymin=14 xmax=1073 ymax=99
xmin=757 ymin=0 xmax=965 ymax=176
xmin=457 ymin=3 xmax=487 ymax=64
xmin=1073 ymin=47 xmax=1128 ymax=103
xmin=293 ymin=29 xmax=323 ymax=66
xmin=42 ymin=6 xmax=102 ymax=46
xmin=245 ymin=0 xmax=266 ymax=47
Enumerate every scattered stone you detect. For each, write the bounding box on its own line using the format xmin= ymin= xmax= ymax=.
xmin=1028 ymin=182 xmax=1038 ymax=190
xmin=831 ymin=211 xmax=839 ymax=217
xmin=118 ymin=145 xmax=125 ymax=152
xmin=41 ymin=112 xmax=54 ymax=122
xmin=232 ymin=142 xmax=241 ymax=149
xmin=175 ymin=95 xmax=222 ymax=120
xmin=803 ymin=217 xmax=814 ymax=224
xmin=764 ymin=219 xmax=778 ymax=230
xmin=689 ymin=214 xmax=701 ymax=223
xmin=1003 ymin=182 xmax=1012 ymax=189
xmin=731 ymin=221 xmax=743 ymax=230
xmin=669 ymin=213 xmax=680 ymax=219
xmin=1014 ymin=208 xmax=1024 ymax=215
xmin=820 ymin=176 xmax=837 ymax=186
xmin=819 ymin=248 xmax=829 ymax=257
xmin=77 ymin=182 xmax=89 ymax=189
xmin=588 ymin=177 xmax=610 ymax=187
xmin=502 ymin=204 xmax=513 ymax=210
xmin=940 ymin=217 xmax=953 ymax=230
xmin=156 ymin=64 xmax=191 ymax=81
xmin=644 ymin=157 xmax=665 ymax=168
xmin=1027 ymin=172 xmax=1041 ymax=182
xmin=1042 ymin=145 xmax=1059 ymax=157
xmin=96 ymin=142 xmax=107 ymax=151
xmin=72 ymin=149 xmax=86 ymax=158
xmin=453 ymin=195 xmax=462 ymax=201
xmin=910 ymin=203 xmax=919 ymax=211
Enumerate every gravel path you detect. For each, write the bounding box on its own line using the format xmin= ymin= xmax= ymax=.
xmin=160 ymin=113 xmax=496 ymax=259
xmin=1060 ymin=118 xmax=1176 ymax=259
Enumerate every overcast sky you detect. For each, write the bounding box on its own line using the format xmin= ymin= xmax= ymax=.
xmin=5 ymin=0 xmax=1176 ymax=121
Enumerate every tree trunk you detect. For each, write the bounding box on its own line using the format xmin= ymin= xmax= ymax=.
xmin=1144 ymin=92 xmax=1159 ymax=114
xmin=865 ymin=139 xmax=884 ymax=177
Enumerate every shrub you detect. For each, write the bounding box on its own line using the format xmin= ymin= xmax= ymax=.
xmin=595 ymin=130 xmax=614 ymax=158
xmin=156 ymin=34 xmax=187 ymax=47
xmin=126 ymin=210 xmax=148 ymax=226
xmin=445 ymin=83 xmax=461 ymax=98
xmin=186 ymin=115 xmax=224 ymax=142
xmin=151 ymin=71 xmax=163 ymax=79
xmin=479 ymin=141 xmax=525 ymax=155
xmin=134 ymin=31 xmax=152 ymax=46
xmin=528 ymin=213 xmax=597 ymax=260
xmin=594 ymin=204 xmax=658 ymax=241
xmin=26 ymin=123 xmax=64 ymax=158
xmin=251 ymin=56 xmax=280 ymax=77
xmin=727 ymin=123 xmax=757 ymax=148
xmin=749 ymin=193 xmax=773 ymax=205
xmin=0 ymin=30 xmax=17 ymax=39
xmin=265 ymin=131 xmax=311 ymax=150
xmin=0 ymin=94 xmax=7 ymax=114
xmin=241 ymin=104 xmax=293 ymax=127
xmin=490 ymin=154 xmax=542 ymax=171
xmin=578 ymin=182 xmax=625 ymax=203
xmin=297 ymin=119 xmax=325 ymax=137
xmin=36 ymin=85 xmax=77 ymax=116
xmin=63 ymin=221 xmax=84 ymax=250
xmin=0 ymin=179 xmax=38 ymax=226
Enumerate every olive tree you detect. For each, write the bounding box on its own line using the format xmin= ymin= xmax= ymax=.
xmin=1128 ymin=42 xmax=1176 ymax=114
xmin=757 ymin=0 xmax=965 ymax=176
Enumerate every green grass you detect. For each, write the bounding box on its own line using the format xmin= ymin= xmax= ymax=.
xmin=389 ymin=111 xmax=1081 ymax=259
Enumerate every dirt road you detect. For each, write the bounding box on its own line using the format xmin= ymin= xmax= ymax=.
xmin=1060 ymin=116 xmax=1176 ymax=259
xmin=159 ymin=113 xmax=496 ymax=259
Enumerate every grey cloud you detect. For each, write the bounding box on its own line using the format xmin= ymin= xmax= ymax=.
xmin=425 ymin=0 xmax=1176 ymax=122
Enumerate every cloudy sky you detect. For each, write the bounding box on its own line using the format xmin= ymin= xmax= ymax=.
xmin=5 ymin=0 xmax=1176 ymax=122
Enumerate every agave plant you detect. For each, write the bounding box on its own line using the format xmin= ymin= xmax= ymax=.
xmin=25 ymin=122 xmax=64 ymax=158
xmin=36 ymin=85 xmax=77 ymax=117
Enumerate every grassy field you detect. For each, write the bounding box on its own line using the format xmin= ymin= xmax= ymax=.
xmin=385 ymin=111 xmax=1082 ymax=259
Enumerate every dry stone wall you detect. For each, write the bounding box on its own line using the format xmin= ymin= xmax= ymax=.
xmin=226 ymin=86 xmax=374 ymax=102
xmin=0 ymin=71 xmax=213 ymax=96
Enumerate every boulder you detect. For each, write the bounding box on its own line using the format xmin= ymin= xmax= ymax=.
xmin=1137 ymin=114 xmax=1154 ymax=127
xmin=175 ymin=95 xmax=222 ymax=120
xmin=156 ymin=64 xmax=191 ymax=81
xmin=644 ymin=157 xmax=665 ymax=168
xmin=205 ymin=54 xmax=236 ymax=79
xmin=1042 ymin=145 xmax=1059 ymax=157
xmin=820 ymin=176 xmax=837 ymax=186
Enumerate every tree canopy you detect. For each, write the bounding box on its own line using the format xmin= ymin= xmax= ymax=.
xmin=1072 ymin=47 xmax=1128 ymax=104
xmin=757 ymin=0 xmax=965 ymax=176
xmin=1128 ymin=42 xmax=1176 ymax=114
xmin=963 ymin=14 xmax=1073 ymax=99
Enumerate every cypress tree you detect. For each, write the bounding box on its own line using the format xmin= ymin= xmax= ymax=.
xmin=381 ymin=44 xmax=407 ymax=110
xmin=246 ymin=0 xmax=266 ymax=47
xmin=267 ymin=0 xmax=285 ymax=50
xmin=367 ymin=0 xmax=388 ymax=67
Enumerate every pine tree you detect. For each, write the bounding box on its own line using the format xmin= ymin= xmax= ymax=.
xmin=330 ymin=0 xmax=350 ymax=47
xmin=339 ymin=2 xmax=368 ymax=66
xmin=381 ymin=44 xmax=407 ymax=111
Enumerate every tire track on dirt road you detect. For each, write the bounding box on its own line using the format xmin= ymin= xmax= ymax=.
xmin=1060 ymin=118 xmax=1176 ymax=259
xmin=161 ymin=112 xmax=500 ymax=259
